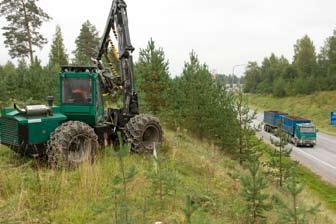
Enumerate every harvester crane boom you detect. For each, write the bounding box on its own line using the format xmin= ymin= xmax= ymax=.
xmin=97 ymin=0 xmax=138 ymax=117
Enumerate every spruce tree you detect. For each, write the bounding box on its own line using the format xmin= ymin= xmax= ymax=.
xmin=136 ymin=39 xmax=171 ymax=114
xmin=73 ymin=20 xmax=99 ymax=65
xmin=49 ymin=25 xmax=68 ymax=67
xmin=0 ymin=0 xmax=51 ymax=64
xmin=240 ymin=158 xmax=272 ymax=224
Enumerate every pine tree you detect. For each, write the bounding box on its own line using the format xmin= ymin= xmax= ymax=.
xmin=49 ymin=25 xmax=68 ymax=67
xmin=276 ymin=166 xmax=320 ymax=224
xmin=73 ymin=20 xmax=99 ymax=65
xmin=240 ymin=158 xmax=272 ymax=223
xmin=269 ymin=122 xmax=292 ymax=187
xmin=183 ymin=195 xmax=199 ymax=224
xmin=112 ymin=134 xmax=137 ymax=224
xmin=169 ymin=51 xmax=239 ymax=148
xmin=235 ymin=90 xmax=258 ymax=164
xmin=0 ymin=0 xmax=51 ymax=64
xmin=136 ymin=39 xmax=171 ymax=114
xmin=175 ymin=51 xmax=216 ymax=139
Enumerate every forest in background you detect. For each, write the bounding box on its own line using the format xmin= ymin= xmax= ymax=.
xmin=244 ymin=30 xmax=336 ymax=97
xmin=0 ymin=1 xmax=334 ymax=223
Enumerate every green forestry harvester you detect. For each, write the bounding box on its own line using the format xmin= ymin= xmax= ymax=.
xmin=0 ymin=0 xmax=163 ymax=167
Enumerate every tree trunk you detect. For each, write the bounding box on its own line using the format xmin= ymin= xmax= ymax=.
xmin=279 ymin=145 xmax=283 ymax=187
xmin=293 ymin=194 xmax=298 ymax=224
xmin=20 ymin=0 xmax=34 ymax=65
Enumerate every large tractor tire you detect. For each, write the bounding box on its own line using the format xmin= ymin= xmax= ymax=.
xmin=125 ymin=114 xmax=163 ymax=153
xmin=47 ymin=121 xmax=98 ymax=168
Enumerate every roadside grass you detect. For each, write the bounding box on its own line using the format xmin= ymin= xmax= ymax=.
xmin=247 ymin=91 xmax=336 ymax=135
xmin=258 ymin=138 xmax=336 ymax=219
xmin=0 ymin=129 xmax=335 ymax=223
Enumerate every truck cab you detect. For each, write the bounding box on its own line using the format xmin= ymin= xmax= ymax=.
xmin=294 ymin=123 xmax=317 ymax=147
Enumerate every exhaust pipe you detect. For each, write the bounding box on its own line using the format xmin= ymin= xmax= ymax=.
xmin=14 ymin=104 xmax=26 ymax=114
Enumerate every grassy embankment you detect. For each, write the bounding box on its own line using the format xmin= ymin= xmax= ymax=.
xmin=247 ymin=91 xmax=336 ymax=135
xmin=0 ymin=128 xmax=335 ymax=223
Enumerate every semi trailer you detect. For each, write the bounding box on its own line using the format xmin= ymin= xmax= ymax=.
xmin=263 ymin=111 xmax=317 ymax=147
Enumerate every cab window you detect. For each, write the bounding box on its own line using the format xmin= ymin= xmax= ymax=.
xmin=300 ymin=127 xmax=315 ymax=133
xmin=62 ymin=78 xmax=93 ymax=104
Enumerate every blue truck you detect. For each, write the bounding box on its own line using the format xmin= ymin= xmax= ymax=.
xmin=263 ymin=111 xmax=288 ymax=132
xmin=263 ymin=111 xmax=317 ymax=147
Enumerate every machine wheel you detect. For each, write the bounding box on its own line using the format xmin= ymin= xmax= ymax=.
xmin=47 ymin=121 xmax=98 ymax=168
xmin=125 ymin=114 xmax=163 ymax=153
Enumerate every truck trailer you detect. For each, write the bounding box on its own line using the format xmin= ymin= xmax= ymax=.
xmin=263 ymin=111 xmax=317 ymax=147
xmin=263 ymin=111 xmax=288 ymax=132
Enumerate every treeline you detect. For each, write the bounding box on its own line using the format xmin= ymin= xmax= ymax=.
xmin=0 ymin=20 xmax=100 ymax=105
xmin=244 ymin=31 xmax=336 ymax=97
xmin=0 ymin=61 xmax=58 ymax=106
xmin=0 ymin=0 xmax=105 ymax=105
xmin=135 ymin=39 xmax=239 ymax=150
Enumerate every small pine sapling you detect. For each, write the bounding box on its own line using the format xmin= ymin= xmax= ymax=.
xmin=146 ymin=143 xmax=178 ymax=213
xmin=269 ymin=122 xmax=292 ymax=187
xmin=275 ymin=166 xmax=320 ymax=224
xmin=240 ymin=158 xmax=272 ymax=223
xmin=183 ymin=195 xmax=199 ymax=224
xmin=111 ymin=134 xmax=137 ymax=224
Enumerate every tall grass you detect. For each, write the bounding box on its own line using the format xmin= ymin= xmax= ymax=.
xmin=0 ymin=129 xmax=335 ymax=223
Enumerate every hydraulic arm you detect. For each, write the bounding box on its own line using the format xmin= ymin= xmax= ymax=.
xmin=96 ymin=0 xmax=138 ymax=117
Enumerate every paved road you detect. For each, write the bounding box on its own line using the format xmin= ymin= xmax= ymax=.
xmin=255 ymin=113 xmax=336 ymax=186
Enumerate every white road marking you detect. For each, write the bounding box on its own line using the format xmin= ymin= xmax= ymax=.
xmin=293 ymin=148 xmax=336 ymax=171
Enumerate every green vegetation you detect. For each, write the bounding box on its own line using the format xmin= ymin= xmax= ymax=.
xmin=275 ymin=166 xmax=320 ymax=224
xmin=240 ymin=159 xmax=272 ymax=223
xmin=260 ymin=141 xmax=336 ymax=212
xmin=73 ymin=20 xmax=100 ymax=65
xmin=0 ymin=0 xmax=51 ymax=65
xmin=0 ymin=1 xmax=335 ymax=220
xmin=135 ymin=39 xmax=171 ymax=115
xmin=248 ymin=92 xmax=336 ymax=135
xmin=49 ymin=25 xmax=69 ymax=67
xmin=269 ymin=123 xmax=292 ymax=187
xmin=0 ymin=129 xmax=335 ymax=223
xmin=244 ymin=30 xmax=336 ymax=97
xmin=0 ymin=60 xmax=59 ymax=107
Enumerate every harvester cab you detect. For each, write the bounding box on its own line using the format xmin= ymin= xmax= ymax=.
xmin=59 ymin=66 xmax=104 ymax=127
xmin=0 ymin=0 xmax=163 ymax=167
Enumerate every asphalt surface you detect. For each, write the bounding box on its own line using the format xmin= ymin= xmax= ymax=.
xmin=255 ymin=113 xmax=336 ymax=186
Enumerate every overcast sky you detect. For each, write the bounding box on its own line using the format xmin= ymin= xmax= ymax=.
xmin=0 ymin=0 xmax=335 ymax=77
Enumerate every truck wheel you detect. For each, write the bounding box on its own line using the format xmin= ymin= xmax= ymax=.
xmin=125 ymin=114 xmax=163 ymax=153
xmin=47 ymin=121 xmax=98 ymax=168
